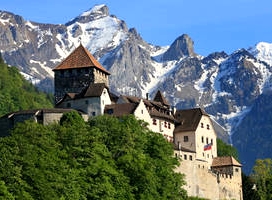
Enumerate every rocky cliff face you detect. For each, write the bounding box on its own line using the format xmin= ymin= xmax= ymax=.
xmin=1 ymin=4 xmax=272 ymax=174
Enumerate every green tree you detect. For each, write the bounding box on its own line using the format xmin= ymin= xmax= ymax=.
xmin=242 ymin=173 xmax=260 ymax=200
xmin=0 ymin=61 xmax=53 ymax=117
xmin=217 ymin=139 xmax=239 ymax=161
xmin=0 ymin=115 xmax=187 ymax=199
xmin=251 ymin=158 xmax=272 ymax=200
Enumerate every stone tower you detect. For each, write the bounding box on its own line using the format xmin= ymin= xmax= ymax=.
xmin=53 ymin=44 xmax=110 ymax=103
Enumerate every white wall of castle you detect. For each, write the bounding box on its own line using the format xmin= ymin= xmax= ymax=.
xmin=133 ymin=100 xmax=175 ymax=142
xmin=57 ymin=88 xmax=111 ymax=117
xmin=174 ymin=115 xmax=217 ymax=165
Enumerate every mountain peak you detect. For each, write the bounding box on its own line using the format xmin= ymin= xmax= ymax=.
xmin=249 ymin=42 xmax=272 ymax=66
xmin=162 ymin=34 xmax=196 ymax=61
xmin=66 ymin=4 xmax=109 ymax=26
xmin=80 ymin=4 xmax=109 ymax=18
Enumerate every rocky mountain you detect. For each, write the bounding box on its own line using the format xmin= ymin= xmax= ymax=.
xmin=1 ymin=4 xmax=272 ymax=174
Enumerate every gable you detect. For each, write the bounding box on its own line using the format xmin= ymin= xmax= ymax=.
xmin=174 ymin=108 xmax=209 ymax=132
xmin=53 ymin=44 xmax=110 ymax=74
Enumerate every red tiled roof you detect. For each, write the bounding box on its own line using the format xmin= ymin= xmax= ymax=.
xmin=53 ymin=44 xmax=110 ymax=74
xmin=212 ymin=156 xmax=242 ymax=167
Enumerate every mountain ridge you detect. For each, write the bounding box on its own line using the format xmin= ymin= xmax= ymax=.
xmin=0 ymin=4 xmax=272 ymax=174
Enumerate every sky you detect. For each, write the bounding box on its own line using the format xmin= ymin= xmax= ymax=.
xmin=1 ymin=0 xmax=272 ymax=56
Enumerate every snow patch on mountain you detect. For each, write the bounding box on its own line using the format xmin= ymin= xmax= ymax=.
xmin=250 ymin=42 xmax=272 ymax=66
xmin=20 ymin=71 xmax=40 ymax=85
xmin=141 ymin=46 xmax=179 ymax=95
xmin=81 ymin=4 xmax=107 ymax=17
xmin=30 ymin=60 xmax=54 ymax=77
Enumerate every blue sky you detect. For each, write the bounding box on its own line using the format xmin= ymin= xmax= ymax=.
xmin=2 ymin=0 xmax=272 ymax=56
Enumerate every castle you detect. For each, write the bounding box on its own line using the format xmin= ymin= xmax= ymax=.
xmin=0 ymin=44 xmax=243 ymax=199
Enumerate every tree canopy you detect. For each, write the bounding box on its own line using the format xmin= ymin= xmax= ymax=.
xmin=0 ymin=114 xmax=187 ymax=199
xmin=0 ymin=60 xmax=53 ymax=117
xmin=216 ymin=138 xmax=239 ymax=161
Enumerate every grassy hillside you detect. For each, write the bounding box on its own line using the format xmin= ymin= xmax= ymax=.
xmin=0 ymin=55 xmax=53 ymax=116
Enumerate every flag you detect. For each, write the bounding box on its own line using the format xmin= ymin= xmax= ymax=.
xmin=204 ymin=143 xmax=212 ymax=151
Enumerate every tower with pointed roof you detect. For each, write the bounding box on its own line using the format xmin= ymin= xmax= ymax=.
xmin=53 ymin=44 xmax=110 ymax=103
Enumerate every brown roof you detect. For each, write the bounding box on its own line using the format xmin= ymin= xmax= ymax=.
xmin=212 ymin=156 xmax=242 ymax=167
xmin=56 ymin=83 xmax=108 ymax=105
xmin=153 ymin=90 xmax=170 ymax=106
xmin=174 ymin=108 xmax=209 ymax=132
xmin=104 ymin=103 xmax=138 ymax=117
xmin=118 ymin=95 xmax=175 ymax=121
xmin=53 ymin=44 xmax=110 ymax=74
xmin=2 ymin=108 xmax=81 ymax=119
xmin=77 ymin=83 xmax=107 ymax=98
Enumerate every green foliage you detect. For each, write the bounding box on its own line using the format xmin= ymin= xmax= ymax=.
xmin=251 ymin=158 xmax=272 ymax=200
xmin=59 ymin=110 xmax=85 ymax=127
xmin=0 ymin=61 xmax=53 ymax=117
xmin=0 ymin=114 xmax=187 ymax=199
xmin=187 ymin=197 xmax=208 ymax=200
xmin=242 ymin=173 xmax=260 ymax=200
xmin=216 ymin=139 xmax=239 ymax=161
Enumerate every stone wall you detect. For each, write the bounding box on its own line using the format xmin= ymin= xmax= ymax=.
xmin=54 ymin=68 xmax=95 ymax=102
xmin=175 ymin=150 xmax=242 ymax=200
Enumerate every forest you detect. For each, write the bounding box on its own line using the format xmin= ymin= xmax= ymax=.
xmin=0 ymin=113 xmax=187 ymax=199
xmin=0 ymin=54 xmax=53 ymax=117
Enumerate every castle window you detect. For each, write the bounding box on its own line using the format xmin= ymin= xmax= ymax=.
xmin=235 ymin=168 xmax=239 ymax=172
xmin=207 ymin=124 xmax=210 ymax=130
xmin=206 ymin=137 xmax=209 ymax=144
xmin=201 ymin=123 xmax=204 ymax=128
xmin=85 ymin=100 xmax=89 ymax=104
xmin=168 ymin=122 xmax=171 ymax=129
xmin=92 ymin=112 xmax=96 ymax=116
xmin=184 ymin=136 xmax=189 ymax=142
xmin=211 ymin=139 xmax=213 ymax=145
xmin=164 ymin=121 xmax=167 ymax=128
xmin=141 ymin=109 xmax=143 ymax=114
xmin=153 ymin=119 xmax=157 ymax=125
xmin=184 ymin=154 xmax=187 ymax=160
xmin=201 ymin=136 xmax=204 ymax=143
xmin=189 ymin=155 xmax=193 ymax=160
xmin=107 ymin=109 xmax=113 ymax=115
xmin=67 ymin=103 xmax=71 ymax=108
xmin=178 ymin=141 xmax=181 ymax=150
